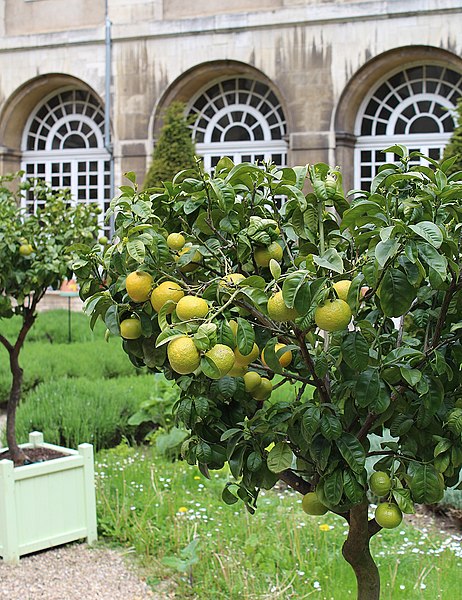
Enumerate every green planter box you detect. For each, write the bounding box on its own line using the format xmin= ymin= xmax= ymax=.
xmin=0 ymin=432 xmax=97 ymax=564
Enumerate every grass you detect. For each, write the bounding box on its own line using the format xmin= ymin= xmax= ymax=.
xmin=96 ymin=443 xmax=462 ymax=600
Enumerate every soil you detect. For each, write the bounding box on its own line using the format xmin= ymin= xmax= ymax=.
xmin=0 ymin=446 xmax=69 ymax=464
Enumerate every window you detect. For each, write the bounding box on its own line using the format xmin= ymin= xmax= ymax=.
xmin=188 ymin=77 xmax=287 ymax=171
xmin=355 ymin=65 xmax=462 ymax=189
xmin=21 ymin=89 xmax=111 ymax=233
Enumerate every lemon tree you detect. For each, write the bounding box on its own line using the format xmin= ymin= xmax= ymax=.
xmin=76 ymin=148 xmax=462 ymax=600
xmin=0 ymin=174 xmax=99 ymax=465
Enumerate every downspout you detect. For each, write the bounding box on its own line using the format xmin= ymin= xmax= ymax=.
xmin=104 ymin=0 xmax=115 ymax=231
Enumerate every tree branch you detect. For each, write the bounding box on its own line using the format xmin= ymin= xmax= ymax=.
xmin=294 ymin=327 xmax=331 ymax=403
xmin=0 ymin=334 xmax=14 ymax=354
xmin=278 ymin=469 xmax=312 ymax=495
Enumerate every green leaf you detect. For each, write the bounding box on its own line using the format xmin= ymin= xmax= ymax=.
xmin=336 ymin=433 xmax=366 ymax=474
xmin=341 ymin=332 xmax=370 ymax=372
xmin=418 ymin=243 xmax=448 ymax=280
xmin=201 ymin=356 xmax=221 ymax=379
xmin=410 ymin=464 xmax=444 ymax=504
xmin=157 ymin=300 xmax=176 ymax=331
xmin=355 ymin=368 xmax=380 ymax=408
xmin=301 ymin=405 xmax=321 ymax=443
xmin=343 ymin=470 xmax=365 ymax=504
xmin=104 ymin=304 xmax=119 ymax=335
xmin=378 ymin=268 xmax=416 ymax=317
xmin=313 ymin=248 xmax=344 ymax=273
xmin=390 ymin=414 xmax=414 ymax=437
xmin=247 ymin=451 xmax=263 ymax=472
xmin=222 ymin=484 xmax=239 ymax=505
xmin=320 ymin=412 xmax=342 ymax=440
xmin=375 ymin=238 xmax=399 ymax=268
xmin=126 ymin=239 xmax=146 ymax=263
xmin=392 ymin=488 xmax=415 ymax=514
xmin=319 ymin=469 xmax=344 ymax=506
xmin=282 ymin=271 xmax=307 ymax=309
xmin=409 ymin=222 xmax=443 ymax=249
xmin=155 ymin=328 xmax=185 ymax=347
xmin=309 ymin=435 xmax=331 ymax=471
xmin=267 ymin=442 xmax=294 ymax=473
xmin=236 ymin=317 xmax=255 ymax=356
xmin=216 ymin=376 xmax=238 ymax=398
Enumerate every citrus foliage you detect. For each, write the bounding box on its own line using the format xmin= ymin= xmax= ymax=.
xmin=143 ymin=101 xmax=197 ymax=190
xmin=75 ymin=147 xmax=462 ymax=523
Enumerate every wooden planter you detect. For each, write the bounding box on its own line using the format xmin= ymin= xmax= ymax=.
xmin=0 ymin=432 xmax=97 ymax=564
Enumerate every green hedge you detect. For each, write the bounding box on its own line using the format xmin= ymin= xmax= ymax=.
xmin=11 ymin=374 xmax=174 ymax=451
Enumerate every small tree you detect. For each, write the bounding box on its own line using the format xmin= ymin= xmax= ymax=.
xmin=76 ymin=148 xmax=462 ymax=600
xmin=143 ymin=101 xmax=197 ymax=189
xmin=0 ymin=174 xmax=99 ymax=465
xmin=443 ymin=97 xmax=462 ymax=176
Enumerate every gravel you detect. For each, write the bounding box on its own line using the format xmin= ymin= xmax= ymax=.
xmin=0 ymin=543 xmax=161 ymax=600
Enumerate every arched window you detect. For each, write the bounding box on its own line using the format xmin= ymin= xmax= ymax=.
xmin=188 ymin=77 xmax=287 ymax=171
xmin=355 ymin=65 xmax=462 ymax=189
xmin=21 ymin=89 xmax=111 ymax=231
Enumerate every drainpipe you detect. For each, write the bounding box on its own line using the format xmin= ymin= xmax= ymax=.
xmin=104 ymin=0 xmax=115 ymax=231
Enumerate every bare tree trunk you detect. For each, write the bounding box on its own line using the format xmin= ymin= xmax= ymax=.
xmin=6 ymin=351 xmax=26 ymax=465
xmin=342 ymin=502 xmax=381 ymax=600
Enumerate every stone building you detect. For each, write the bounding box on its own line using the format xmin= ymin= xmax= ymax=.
xmin=0 ymin=0 xmax=461 ymax=229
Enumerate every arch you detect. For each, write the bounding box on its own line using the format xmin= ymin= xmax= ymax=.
xmin=149 ymin=61 xmax=289 ymax=171
xmin=334 ymin=47 xmax=462 ymax=190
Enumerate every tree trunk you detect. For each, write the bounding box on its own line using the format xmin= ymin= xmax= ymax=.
xmin=342 ymin=502 xmax=381 ymax=600
xmin=6 ymin=350 xmax=26 ymax=465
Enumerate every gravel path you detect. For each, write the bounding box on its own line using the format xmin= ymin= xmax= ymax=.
xmin=0 ymin=543 xmax=160 ymax=600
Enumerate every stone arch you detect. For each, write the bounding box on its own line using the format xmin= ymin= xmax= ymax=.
xmin=334 ymin=46 xmax=462 ymax=190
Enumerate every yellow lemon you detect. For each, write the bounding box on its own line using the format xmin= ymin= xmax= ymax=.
xmin=150 ymin=281 xmax=184 ymax=313
xmin=175 ymin=247 xmax=202 ymax=273
xmin=261 ymin=343 xmax=292 ymax=368
xmin=244 ymin=371 xmax=262 ymax=392
xmin=204 ymin=344 xmax=236 ymax=378
xmin=120 ymin=317 xmax=142 ymax=340
xmin=175 ymin=295 xmax=209 ymax=321
xmin=19 ymin=243 xmax=34 ymax=256
xmin=254 ymin=241 xmax=283 ymax=268
xmin=167 ymin=336 xmax=201 ymax=374
xmin=167 ymin=232 xmax=186 ymax=250
xmin=333 ymin=280 xmax=351 ymax=302
xmin=227 ymin=361 xmax=248 ymax=377
xmin=251 ymin=377 xmax=273 ymax=401
xmin=125 ymin=271 xmax=154 ymax=303
xmin=234 ymin=342 xmax=260 ymax=367
xmin=314 ymin=299 xmax=352 ymax=332
xmin=228 ymin=319 xmax=238 ymax=342
xmin=267 ymin=291 xmax=299 ymax=322
xmin=219 ymin=273 xmax=245 ymax=289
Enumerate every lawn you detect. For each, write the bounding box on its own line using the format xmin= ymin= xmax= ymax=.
xmin=1 ymin=310 xmax=461 ymax=598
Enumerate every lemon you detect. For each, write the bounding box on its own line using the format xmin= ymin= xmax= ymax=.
xmin=314 ymin=299 xmax=352 ymax=332
xmin=254 ymin=241 xmax=283 ymax=268
xmin=120 ymin=317 xmax=142 ymax=339
xmin=261 ymin=343 xmax=292 ymax=368
xmin=175 ymin=295 xmax=209 ymax=321
xmin=227 ymin=361 xmax=248 ymax=377
xmin=333 ymin=280 xmax=351 ymax=302
xmin=244 ymin=371 xmax=262 ymax=392
xmin=98 ymin=236 xmax=109 ymax=246
xmin=205 ymin=344 xmax=236 ymax=378
xmin=167 ymin=232 xmax=186 ymax=250
xmin=125 ymin=271 xmax=154 ymax=303
xmin=251 ymin=377 xmax=273 ymax=400
xmin=228 ymin=319 xmax=238 ymax=342
xmin=219 ymin=273 xmax=245 ymax=289
xmin=167 ymin=336 xmax=201 ymax=374
xmin=234 ymin=342 xmax=260 ymax=366
xmin=267 ymin=291 xmax=298 ymax=322
xmin=301 ymin=492 xmax=328 ymax=516
xmin=175 ymin=247 xmax=202 ymax=273
xmin=150 ymin=281 xmax=184 ymax=313
xmin=19 ymin=243 xmax=34 ymax=256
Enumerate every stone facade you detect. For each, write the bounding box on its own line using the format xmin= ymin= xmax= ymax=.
xmin=0 ymin=0 xmax=461 ymax=197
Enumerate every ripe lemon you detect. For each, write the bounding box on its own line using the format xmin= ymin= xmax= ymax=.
xmin=150 ymin=281 xmax=184 ymax=313
xmin=167 ymin=336 xmax=201 ymax=374
xmin=314 ymin=299 xmax=352 ymax=332
xmin=175 ymin=247 xmax=202 ymax=273
xmin=333 ymin=280 xmax=351 ymax=302
xmin=125 ymin=271 xmax=154 ymax=303
xmin=19 ymin=243 xmax=34 ymax=256
xmin=219 ymin=273 xmax=245 ymax=289
xmin=251 ymin=377 xmax=273 ymax=400
xmin=267 ymin=291 xmax=299 ymax=322
xmin=120 ymin=317 xmax=142 ymax=340
xmin=175 ymin=295 xmax=209 ymax=321
xmin=167 ymin=232 xmax=186 ymax=250
xmin=254 ymin=241 xmax=283 ymax=268
xmin=227 ymin=362 xmax=248 ymax=377
xmin=369 ymin=471 xmax=392 ymax=497
xmin=205 ymin=344 xmax=236 ymax=378
xmin=301 ymin=492 xmax=328 ymax=516
xmin=261 ymin=343 xmax=292 ymax=368
xmin=374 ymin=502 xmax=403 ymax=529
xmin=234 ymin=342 xmax=260 ymax=366
xmin=244 ymin=371 xmax=262 ymax=392
xmin=228 ymin=319 xmax=238 ymax=342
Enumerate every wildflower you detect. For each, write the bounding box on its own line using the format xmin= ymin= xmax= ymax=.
xmin=313 ymin=581 xmax=321 ymax=589
xmin=178 ymin=506 xmax=188 ymax=513
xmin=319 ymin=524 xmax=330 ymax=532
xmin=194 ymin=475 xmax=201 ymax=480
